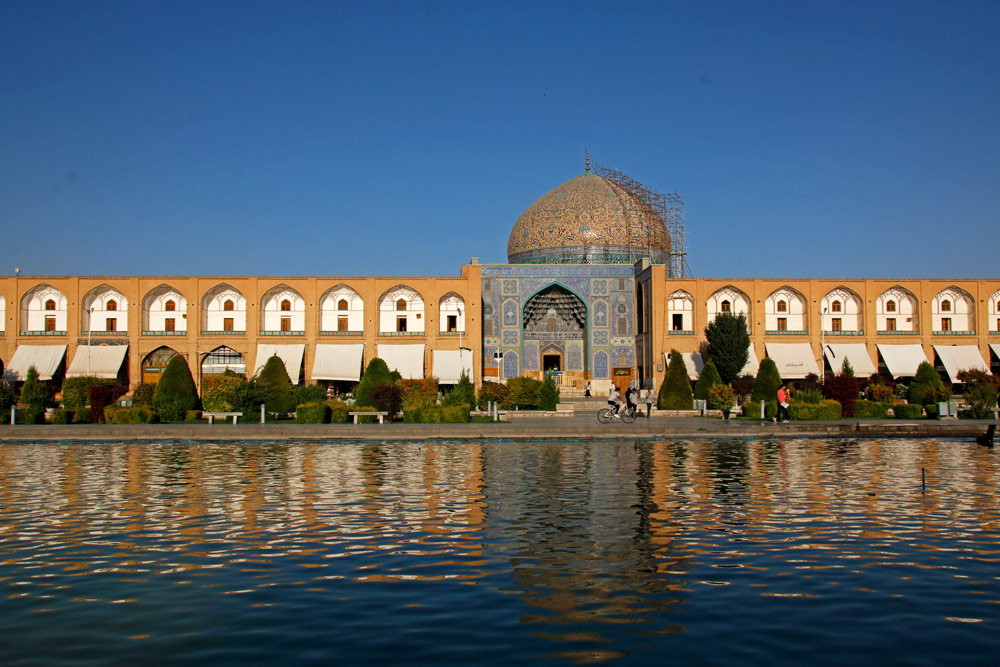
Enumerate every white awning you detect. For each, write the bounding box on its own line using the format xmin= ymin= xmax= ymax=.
xmin=822 ymin=344 xmax=877 ymax=377
xmin=433 ymin=349 xmax=474 ymax=384
xmin=253 ymin=344 xmax=305 ymax=384
xmin=2 ymin=345 xmax=67 ymax=381
xmin=933 ymin=345 xmax=990 ymax=383
xmin=764 ymin=342 xmax=820 ymax=379
xmin=377 ymin=343 xmax=425 ymax=380
xmin=876 ymin=344 xmax=928 ymax=379
xmin=741 ymin=346 xmax=760 ymax=377
xmin=312 ymin=344 xmax=364 ymax=382
xmin=991 ymin=344 xmax=1000 ymax=361
xmin=66 ymin=345 xmax=129 ymax=379
xmin=663 ymin=352 xmax=701 ymax=380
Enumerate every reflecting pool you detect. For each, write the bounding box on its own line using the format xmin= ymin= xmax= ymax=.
xmin=1 ymin=438 xmax=998 ymax=664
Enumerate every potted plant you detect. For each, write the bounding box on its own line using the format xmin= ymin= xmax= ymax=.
xmin=708 ymin=384 xmax=736 ymax=421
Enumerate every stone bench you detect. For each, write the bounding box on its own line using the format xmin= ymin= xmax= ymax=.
xmin=349 ymin=411 xmax=389 ymax=424
xmin=203 ymin=411 xmax=242 ymax=424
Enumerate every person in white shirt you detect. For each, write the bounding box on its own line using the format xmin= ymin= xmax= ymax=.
xmin=607 ymin=386 xmax=622 ymax=417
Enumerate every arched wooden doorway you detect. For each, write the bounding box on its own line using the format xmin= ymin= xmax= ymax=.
xmin=141 ymin=346 xmax=179 ymax=385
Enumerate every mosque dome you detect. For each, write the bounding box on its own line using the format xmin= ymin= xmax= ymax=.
xmin=507 ymin=172 xmax=672 ymax=265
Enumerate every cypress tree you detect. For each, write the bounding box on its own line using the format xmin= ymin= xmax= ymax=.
xmin=257 ymin=355 xmax=295 ymax=412
xmin=355 ymin=358 xmax=393 ymax=408
xmin=442 ymin=370 xmax=476 ymax=407
xmin=538 ymin=373 xmax=560 ymax=411
xmin=20 ymin=365 xmax=48 ymax=423
xmin=750 ymin=357 xmax=782 ymax=404
xmin=153 ymin=355 xmax=200 ymax=420
xmin=907 ymin=361 xmax=947 ymax=406
xmin=704 ymin=312 xmax=751 ymax=384
xmin=693 ymin=358 xmax=723 ymax=400
xmin=659 ymin=350 xmax=694 ymax=410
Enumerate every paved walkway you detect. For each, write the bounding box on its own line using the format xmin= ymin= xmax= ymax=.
xmin=1 ymin=412 xmax=996 ymax=443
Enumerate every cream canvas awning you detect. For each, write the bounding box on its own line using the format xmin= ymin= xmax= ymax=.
xmin=876 ymin=344 xmax=928 ymax=379
xmin=253 ymin=344 xmax=305 ymax=384
xmin=991 ymin=344 xmax=1000 ymax=363
xmin=764 ymin=343 xmax=820 ymax=379
xmin=933 ymin=345 xmax=990 ymax=383
xmin=741 ymin=346 xmax=760 ymax=377
xmin=432 ymin=349 xmax=474 ymax=384
xmin=377 ymin=343 xmax=425 ymax=380
xmin=66 ymin=345 xmax=129 ymax=379
xmin=2 ymin=345 xmax=67 ymax=381
xmin=663 ymin=352 xmax=703 ymax=380
xmin=312 ymin=344 xmax=365 ymax=382
xmin=822 ymin=344 xmax=877 ymax=377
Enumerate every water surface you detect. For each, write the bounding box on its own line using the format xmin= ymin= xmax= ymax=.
xmin=1 ymin=438 xmax=998 ymax=664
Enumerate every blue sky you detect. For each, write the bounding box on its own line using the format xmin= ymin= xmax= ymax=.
xmin=2 ymin=1 xmax=998 ymax=279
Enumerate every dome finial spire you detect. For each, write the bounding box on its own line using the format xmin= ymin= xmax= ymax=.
xmin=585 ymin=149 xmax=590 ymax=172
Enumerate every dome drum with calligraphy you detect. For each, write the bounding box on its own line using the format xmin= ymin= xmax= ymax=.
xmin=507 ymin=172 xmax=672 ymax=266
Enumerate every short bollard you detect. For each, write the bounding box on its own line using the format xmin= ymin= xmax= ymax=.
xmin=260 ymin=403 xmax=265 ymax=424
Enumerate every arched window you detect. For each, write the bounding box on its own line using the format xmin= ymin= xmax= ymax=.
xmin=165 ymin=299 xmax=176 ymax=311
xmin=106 ymin=300 xmax=117 ymax=311
xmin=45 ymin=299 xmax=56 ymax=311
xmin=280 ymin=299 xmax=291 ymax=311
xmin=886 ymin=300 xmax=896 ymax=313
xmin=338 ymin=299 xmax=348 ymax=311
xmin=831 ymin=300 xmax=842 ymax=313
xmin=777 ymin=300 xmax=787 ymax=313
xmin=224 ymin=299 xmax=234 ymax=312
xmin=941 ymin=300 xmax=951 ymax=312
xmin=721 ymin=300 xmax=731 ymax=313
xmin=396 ymin=298 xmax=407 ymax=311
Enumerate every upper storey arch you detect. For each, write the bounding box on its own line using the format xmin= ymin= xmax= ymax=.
xmin=667 ymin=289 xmax=693 ymax=332
xmin=260 ymin=284 xmax=305 ymax=334
xmin=990 ymin=289 xmax=1000 ymax=333
xmin=202 ymin=283 xmax=246 ymax=333
xmin=21 ymin=283 xmax=68 ymax=334
xmin=378 ymin=285 xmax=424 ymax=334
xmin=438 ymin=292 xmax=465 ymax=333
xmin=764 ymin=286 xmax=807 ymax=333
xmin=931 ymin=286 xmax=974 ymax=333
xmin=707 ymin=285 xmax=751 ymax=332
xmin=143 ymin=284 xmax=188 ymax=333
xmin=320 ymin=284 xmax=364 ymax=333
xmin=82 ymin=284 xmax=128 ymax=333
xmin=876 ymin=285 xmax=918 ymax=333
xmin=821 ymin=286 xmax=863 ymax=333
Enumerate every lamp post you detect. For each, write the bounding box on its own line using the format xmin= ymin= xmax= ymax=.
xmin=86 ymin=306 xmax=94 ymax=376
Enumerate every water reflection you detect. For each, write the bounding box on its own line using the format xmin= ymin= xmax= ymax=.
xmin=1 ymin=438 xmax=998 ymax=664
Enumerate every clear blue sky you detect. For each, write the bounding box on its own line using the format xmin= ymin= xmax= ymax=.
xmin=2 ymin=1 xmax=998 ymax=279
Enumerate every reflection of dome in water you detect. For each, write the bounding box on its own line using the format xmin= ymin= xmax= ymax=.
xmin=507 ymin=172 xmax=672 ymax=265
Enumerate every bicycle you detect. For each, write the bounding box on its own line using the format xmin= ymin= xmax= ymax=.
xmin=597 ymin=404 xmax=634 ymax=424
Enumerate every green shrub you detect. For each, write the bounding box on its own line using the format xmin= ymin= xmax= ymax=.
xmin=477 ymin=381 xmax=509 ymax=410
xmin=325 ymin=400 xmax=352 ymax=424
xmin=131 ymin=382 xmax=156 ymax=407
xmin=20 ymin=365 xmax=49 ymax=410
xmin=106 ymin=406 xmax=158 ymax=424
xmin=420 ymin=406 xmax=443 ymax=423
xmin=853 ymin=400 xmax=890 ymax=419
xmin=924 ymin=403 xmax=939 ymax=419
xmin=742 ymin=401 xmax=776 ymax=420
xmin=504 ymin=376 xmax=542 ymax=409
xmin=907 ymin=362 xmax=949 ymax=406
xmin=51 ymin=409 xmax=74 ymax=424
xmin=538 ymin=374 xmax=560 ymax=411
xmin=443 ymin=371 xmax=476 ymax=407
xmin=442 ymin=405 xmax=471 ymax=423
xmin=788 ymin=399 xmax=842 ymax=420
xmin=707 ymin=384 xmax=735 ymax=411
xmin=201 ymin=371 xmax=249 ymax=412
xmin=61 ymin=376 xmax=113 ymax=410
xmin=74 ymin=407 xmax=93 ymax=423
xmin=185 ymin=410 xmax=202 ymax=422
xmin=956 ymin=369 xmax=1000 ymax=419
xmin=796 ymin=388 xmax=823 ymax=404
xmin=16 ymin=407 xmax=46 ymax=424
xmin=0 ymin=382 xmax=16 ymax=414
xmin=868 ymin=384 xmax=895 ymax=404
xmin=402 ymin=377 xmax=439 ymax=403
xmin=356 ymin=358 xmax=394 ymax=408
xmin=751 ymin=358 xmax=782 ymax=405
xmin=293 ymin=383 xmax=328 ymax=406
xmin=257 ymin=355 xmax=296 ymax=413
xmin=659 ymin=350 xmax=694 ymax=410
xmin=893 ymin=403 xmax=924 ymax=419
xmin=295 ymin=401 xmax=331 ymax=423
xmin=693 ymin=358 xmax=723 ymax=401
xmin=154 ymin=356 xmax=200 ymax=415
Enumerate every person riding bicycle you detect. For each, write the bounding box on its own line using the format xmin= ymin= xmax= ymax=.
xmin=607 ymin=386 xmax=623 ymax=418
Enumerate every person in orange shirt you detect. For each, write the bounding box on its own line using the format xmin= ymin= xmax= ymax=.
xmin=776 ymin=384 xmax=791 ymax=422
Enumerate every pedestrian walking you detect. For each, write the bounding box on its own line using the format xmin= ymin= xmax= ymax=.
xmin=644 ymin=387 xmax=654 ymax=418
xmin=776 ymin=384 xmax=791 ymax=422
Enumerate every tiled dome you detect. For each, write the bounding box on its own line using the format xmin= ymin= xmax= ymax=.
xmin=507 ymin=173 xmax=671 ymax=265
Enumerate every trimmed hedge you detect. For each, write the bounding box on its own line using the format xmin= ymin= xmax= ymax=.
xmin=893 ymin=403 xmax=924 ymax=419
xmin=325 ymin=400 xmax=352 ymax=424
xmin=296 ymin=402 xmax=331 ymax=423
xmin=105 ymin=406 xmax=158 ymax=424
xmin=788 ymin=399 xmax=842 ymax=421
xmin=742 ymin=401 xmax=776 ymax=420
xmin=185 ymin=410 xmax=201 ymax=422
xmin=853 ymin=400 xmax=891 ymax=419
xmin=74 ymin=407 xmax=93 ymax=423
xmin=403 ymin=404 xmax=471 ymax=423
xmin=51 ymin=409 xmax=74 ymax=424
xmin=62 ymin=376 xmax=114 ymax=410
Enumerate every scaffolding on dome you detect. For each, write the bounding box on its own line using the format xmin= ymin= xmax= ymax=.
xmin=592 ymin=162 xmax=690 ymax=278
